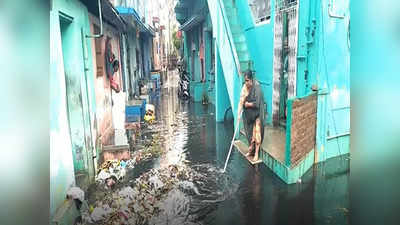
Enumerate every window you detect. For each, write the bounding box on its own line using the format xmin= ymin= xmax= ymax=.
xmin=94 ymin=25 xmax=104 ymax=77
xmin=249 ymin=0 xmax=271 ymax=24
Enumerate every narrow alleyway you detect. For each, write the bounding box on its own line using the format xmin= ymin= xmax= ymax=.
xmin=82 ymin=70 xmax=349 ymax=225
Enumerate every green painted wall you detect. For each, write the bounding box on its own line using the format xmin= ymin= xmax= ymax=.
xmin=179 ymin=0 xmax=215 ymax=103
xmin=215 ymin=47 xmax=231 ymax=122
xmin=229 ymin=0 xmax=350 ymax=163
xmin=50 ymin=0 xmax=97 ymax=219
xmin=235 ymin=0 xmax=275 ymax=124
xmin=309 ymin=0 xmax=350 ymax=162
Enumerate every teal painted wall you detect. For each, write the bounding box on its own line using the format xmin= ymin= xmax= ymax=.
xmin=310 ymin=0 xmax=350 ymax=162
xmin=50 ymin=9 xmax=76 ymax=219
xmin=179 ymin=0 xmax=215 ymax=103
xmin=50 ymin=0 xmax=97 ymax=219
xmin=207 ymin=0 xmax=243 ymax=128
xmin=225 ymin=0 xmax=350 ymax=162
xmin=205 ymin=0 xmax=350 ymax=168
xmin=215 ymin=47 xmax=231 ymax=122
xmin=235 ymin=0 xmax=275 ymax=124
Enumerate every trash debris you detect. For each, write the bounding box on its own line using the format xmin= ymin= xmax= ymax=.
xmin=82 ymin=163 xmax=201 ymax=225
xmin=66 ymin=187 xmax=84 ymax=202
xmin=90 ymin=204 xmax=113 ymax=222
xmin=105 ymin=176 xmax=117 ymax=188
xmin=96 ymin=170 xmax=111 ymax=181
xmin=144 ymin=104 xmax=156 ymax=123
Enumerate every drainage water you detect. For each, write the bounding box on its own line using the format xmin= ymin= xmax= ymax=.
xmin=87 ymin=73 xmax=349 ymax=225
xmin=144 ymin=77 xmax=349 ymax=225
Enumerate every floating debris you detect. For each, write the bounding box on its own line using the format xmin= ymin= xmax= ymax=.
xmin=82 ymin=163 xmax=201 ymax=225
xmin=66 ymin=187 xmax=85 ymax=202
xmin=95 ymin=133 xmax=165 ymax=189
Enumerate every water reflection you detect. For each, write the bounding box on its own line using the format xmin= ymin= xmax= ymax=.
xmin=140 ymin=72 xmax=349 ymax=225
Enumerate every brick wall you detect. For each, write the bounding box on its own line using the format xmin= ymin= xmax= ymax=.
xmin=290 ymin=94 xmax=317 ymax=167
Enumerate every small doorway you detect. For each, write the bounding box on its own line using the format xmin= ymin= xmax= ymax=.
xmin=60 ymin=14 xmax=92 ymax=189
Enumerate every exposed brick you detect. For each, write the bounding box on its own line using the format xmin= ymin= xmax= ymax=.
xmin=289 ymin=94 xmax=317 ymax=167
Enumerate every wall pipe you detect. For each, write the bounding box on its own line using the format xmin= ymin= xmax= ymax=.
xmin=328 ymin=0 xmax=345 ymax=19
xmin=86 ymin=0 xmax=103 ymax=38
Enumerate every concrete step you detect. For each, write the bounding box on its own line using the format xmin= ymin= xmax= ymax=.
xmin=237 ymin=50 xmax=250 ymax=58
xmin=223 ymin=0 xmax=234 ymax=9
xmin=238 ymin=52 xmax=250 ymax=61
xmin=228 ymin=18 xmax=240 ymax=26
xmin=234 ymin=35 xmax=246 ymax=43
xmin=102 ymin=144 xmax=130 ymax=161
xmin=235 ymin=42 xmax=248 ymax=52
xmin=226 ymin=10 xmax=238 ymax=19
xmin=230 ymin=26 xmax=242 ymax=34
xmin=240 ymin=60 xmax=251 ymax=71
xmin=234 ymin=39 xmax=246 ymax=47
xmin=224 ymin=6 xmax=235 ymax=14
xmin=227 ymin=15 xmax=239 ymax=26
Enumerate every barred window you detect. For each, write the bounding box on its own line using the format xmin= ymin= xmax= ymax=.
xmin=249 ymin=0 xmax=271 ymax=24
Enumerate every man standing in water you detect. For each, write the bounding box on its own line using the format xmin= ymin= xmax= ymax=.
xmin=237 ymin=70 xmax=266 ymax=162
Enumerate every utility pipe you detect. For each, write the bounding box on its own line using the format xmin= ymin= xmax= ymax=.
xmin=328 ymin=0 xmax=345 ymax=19
xmin=86 ymin=0 xmax=104 ymax=38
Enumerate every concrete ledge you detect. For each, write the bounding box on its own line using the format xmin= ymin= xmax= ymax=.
xmin=260 ymin=148 xmax=315 ymax=184
xmin=102 ymin=145 xmax=130 ymax=161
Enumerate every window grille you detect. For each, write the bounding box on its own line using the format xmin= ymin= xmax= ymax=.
xmin=249 ymin=0 xmax=271 ymax=24
xmin=275 ymin=0 xmax=298 ymax=12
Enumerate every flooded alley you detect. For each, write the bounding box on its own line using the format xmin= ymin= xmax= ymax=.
xmin=82 ymin=71 xmax=350 ymax=225
xmin=50 ymin=1 xmax=351 ymax=224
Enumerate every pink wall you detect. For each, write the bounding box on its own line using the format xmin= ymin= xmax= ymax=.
xmin=89 ymin=13 xmax=123 ymax=146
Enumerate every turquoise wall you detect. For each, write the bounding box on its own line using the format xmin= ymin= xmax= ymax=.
xmin=235 ymin=0 xmax=275 ymax=124
xmin=207 ymin=0 xmax=242 ymax=128
xmin=180 ymin=0 xmax=215 ymax=103
xmin=215 ymin=47 xmax=231 ymax=122
xmin=310 ymin=0 xmax=350 ymax=162
xmin=227 ymin=0 xmax=350 ymax=162
xmin=50 ymin=0 xmax=96 ymax=219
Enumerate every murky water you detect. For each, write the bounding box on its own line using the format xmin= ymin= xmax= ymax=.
xmin=131 ymin=72 xmax=350 ymax=225
xmin=86 ymin=72 xmax=349 ymax=225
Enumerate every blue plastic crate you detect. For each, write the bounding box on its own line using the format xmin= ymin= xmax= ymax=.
xmin=125 ymin=99 xmax=147 ymax=122
xmin=125 ymin=105 xmax=141 ymax=115
xmin=126 ymin=114 xmax=141 ymax=122
xmin=140 ymin=99 xmax=146 ymax=118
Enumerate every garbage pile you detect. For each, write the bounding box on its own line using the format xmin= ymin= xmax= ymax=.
xmin=144 ymin=104 xmax=155 ymax=124
xmin=81 ymin=164 xmax=197 ymax=225
xmin=95 ymin=134 xmax=164 ymax=188
xmin=95 ymin=160 xmax=128 ymax=189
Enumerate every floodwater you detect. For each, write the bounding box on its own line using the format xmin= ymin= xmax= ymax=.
xmin=88 ymin=71 xmax=350 ymax=225
xmin=130 ymin=71 xmax=350 ymax=225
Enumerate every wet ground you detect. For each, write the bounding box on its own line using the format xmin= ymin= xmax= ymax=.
xmin=86 ymin=71 xmax=350 ymax=225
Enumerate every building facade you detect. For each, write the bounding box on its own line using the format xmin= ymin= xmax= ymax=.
xmin=50 ymin=0 xmax=97 ymax=222
xmin=175 ymin=0 xmax=216 ymax=103
xmin=50 ymin=0 xmax=155 ymax=223
xmin=176 ymin=0 xmax=350 ymax=184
